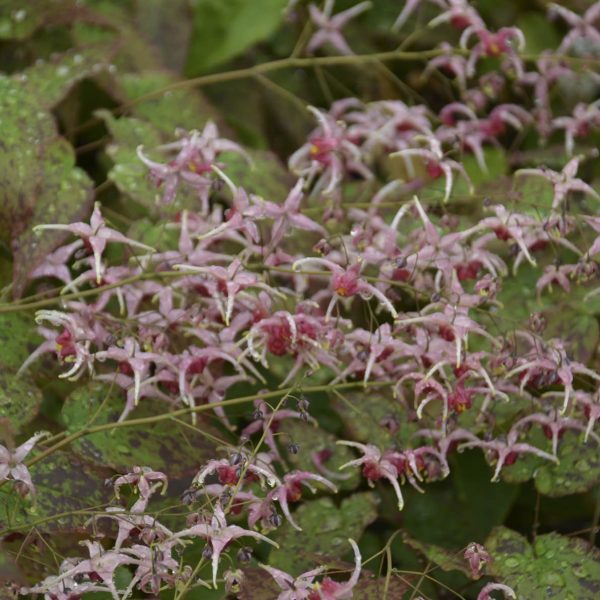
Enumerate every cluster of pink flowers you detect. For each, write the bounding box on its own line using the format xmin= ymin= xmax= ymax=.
xmin=14 ymin=0 xmax=600 ymax=597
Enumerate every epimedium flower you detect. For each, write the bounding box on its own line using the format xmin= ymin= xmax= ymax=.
xmin=516 ymin=155 xmax=600 ymax=212
xmin=261 ymin=538 xmax=361 ymax=600
xmin=33 ymin=203 xmax=155 ymax=284
xmin=174 ymin=257 xmax=277 ymax=325
xmin=292 ymin=257 xmax=398 ymax=320
xmin=262 ymin=470 xmax=338 ymax=531
xmin=289 ymin=106 xmax=373 ymax=195
xmin=306 ymin=0 xmax=372 ymax=56
xmin=251 ymin=178 xmax=326 ymax=256
xmin=137 ymin=122 xmax=250 ymax=210
xmin=336 ymin=441 xmax=405 ymax=509
xmin=28 ymin=239 xmax=83 ymax=286
xmin=548 ymin=1 xmax=600 ymax=54
xmin=460 ymin=25 xmax=525 ymax=78
xmin=169 ymin=503 xmax=279 ymax=588
xmin=0 ymin=432 xmax=49 ymax=496
xmin=391 ymin=135 xmax=473 ymax=202
xmin=464 ymin=542 xmax=490 ymax=579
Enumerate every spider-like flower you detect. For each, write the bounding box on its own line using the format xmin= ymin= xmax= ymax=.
xmin=391 ymin=135 xmax=473 ymax=202
xmin=193 ymin=454 xmax=280 ymax=489
xmin=33 ymin=203 xmax=154 ymax=283
xmin=464 ymin=542 xmax=490 ymax=579
xmin=113 ymin=466 xmax=168 ymax=500
xmin=263 ymin=471 xmax=337 ymax=531
xmin=261 ymin=538 xmax=361 ymax=600
xmin=0 ymin=432 xmax=49 ymax=496
xmin=307 ymin=0 xmax=372 ymax=55
xmin=459 ymin=426 xmax=558 ymax=482
xmin=137 ymin=122 xmax=250 ymax=209
xmin=292 ymin=257 xmax=397 ymax=320
xmin=552 ymin=101 xmax=600 ymax=155
xmin=28 ymin=239 xmax=83 ymax=286
xmin=548 ymin=1 xmax=600 ymax=54
xmin=289 ymin=106 xmax=372 ymax=195
xmin=394 ymin=0 xmax=480 ymax=32
xmin=174 ymin=258 xmax=275 ymax=325
xmin=336 ymin=441 xmax=405 ymax=509
xmin=170 ymin=504 xmax=278 ymax=588
xmin=460 ymin=26 xmax=525 ymax=77
xmin=517 ymin=155 xmax=599 ymax=211
xmin=252 ymin=179 xmax=326 ymax=255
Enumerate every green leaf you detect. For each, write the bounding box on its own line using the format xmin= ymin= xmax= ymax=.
xmin=186 ymin=0 xmax=288 ymax=75
xmin=501 ymin=429 xmax=600 ymax=497
xmin=62 ymin=382 xmax=219 ymax=479
xmin=0 ymin=74 xmax=94 ymax=297
xmin=485 ymin=527 xmax=600 ymax=599
xmin=20 ymin=45 xmax=114 ymax=109
xmin=270 ymin=493 xmax=379 ymax=575
xmin=0 ymin=1 xmax=51 ymax=40
xmin=279 ymin=419 xmax=359 ymax=491
xmin=403 ymin=534 xmax=472 ymax=578
xmin=0 ymin=451 xmax=112 ymax=533
xmin=333 ymin=391 xmax=418 ymax=449
xmin=0 ymin=314 xmax=40 ymax=372
xmin=12 ymin=137 xmax=94 ymax=297
xmin=0 ymin=371 xmax=42 ymax=432
xmin=133 ymin=0 xmax=193 ymax=72
xmin=117 ymin=71 xmax=218 ymax=135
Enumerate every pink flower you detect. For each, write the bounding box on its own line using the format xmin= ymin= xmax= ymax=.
xmin=0 ymin=432 xmax=49 ymax=496
xmin=517 ymin=155 xmax=599 ymax=211
xmin=171 ymin=504 xmax=278 ymax=587
xmin=464 ymin=542 xmax=490 ymax=579
xmin=137 ymin=122 xmax=250 ymax=209
xmin=307 ymin=1 xmax=372 ymax=55
xmin=293 ymin=257 xmax=397 ymax=319
xmin=33 ymin=203 xmax=154 ymax=283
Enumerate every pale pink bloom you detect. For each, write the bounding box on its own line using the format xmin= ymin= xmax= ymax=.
xmin=0 ymin=432 xmax=48 ymax=496
xmin=171 ymin=504 xmax=278 ymax=588
xmin=307 ymin=0 xmax=372 ymax=55
xmin=33 ymin=203 xmax=154 ymax=283
xmin=517 ymin=155 xmax=599 ymax=211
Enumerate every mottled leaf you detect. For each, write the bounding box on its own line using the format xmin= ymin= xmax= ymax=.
xmin=0 ymin=74 xmax=94 ymax=297
xmin=0 ymin=372 xmax=42 ymax=432
xmin=0 ymin=1 xmax=51 ymax=40
xmin=403 ymin=534 xmax=471 ymax=577
xmin=486 ymin=527 xmax=600 ymax=599
xmin=117 ymin=71 xmax=217 ymax=135
xmin=20 ymin=45 xmax=114 ymax=109
xmin=270 ymin=492 xmax=378 ymax=574
xmin=0 ymin=451 xmax=112 ymax=533
xmin=0 ymin=314 xmax=40 ymax=372
xmin=501 ymin=429 xmax=600 ymax=497
xmin=62 ymin=382 xmax=219 ymax=480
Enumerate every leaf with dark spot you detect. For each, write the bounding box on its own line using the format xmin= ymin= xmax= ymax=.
xmin=486 ymin=527 xmax=600 ymax=599
xmin=0 ymin=451 xmax=112 ymax=533
xmin=62 ymin=382 xmax=219 ymax=480
xmin=0 ymin=371 xmax=42 ymax=432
